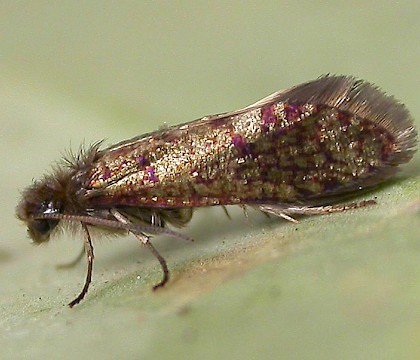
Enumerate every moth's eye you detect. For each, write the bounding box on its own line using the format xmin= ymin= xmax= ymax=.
xmin=28 ymin=219 xmax=59 ymax=244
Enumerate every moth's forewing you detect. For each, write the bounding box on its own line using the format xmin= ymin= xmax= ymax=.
xmin=85 ymin=76 xmax=416 ymax=209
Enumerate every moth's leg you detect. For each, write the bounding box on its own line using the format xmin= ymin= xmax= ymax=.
xmin=68 ymin=223 xmax=94 ymax=308
xmin=260 ymin=208 xmax=299 ymax=223
xmin=260 ymin=200 xmax=377 ymax=222
xmin=239 ymin=204 xmax=249 ymax=219
xmin=142 ymin=237 xmax=170 ymax=290
xmin=110 ymin=209 xmax=170 ymax=290
xmin=150 ymin=211 xmax=163 ymax=227
xmin=56 ymin=246 xmax=85 ymax=269
xmin=222 ymin=205 xmax=232 ymax=220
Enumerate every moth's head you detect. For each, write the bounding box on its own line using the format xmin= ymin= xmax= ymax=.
xmin=16 ymin=177 xmax=65 ymax=244
xmin=16 ymin=144 xmax=100 ymax=244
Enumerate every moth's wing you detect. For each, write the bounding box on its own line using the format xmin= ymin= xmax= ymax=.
xmin=104 ymin=75 xmax=416 ymax=158
xmin=87 ymin=75 xmax=416 ymax=208
xmin=175 ymin=76 xmax=360 ymax=128
xmin=246 ymin=75 xmax=356 ymax=109
xmin=96 ymin=81 xmax=296 ymax=154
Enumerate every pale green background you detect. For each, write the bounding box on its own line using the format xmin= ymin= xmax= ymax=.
xmin=1 ymin=2 xmax=419 ymax=360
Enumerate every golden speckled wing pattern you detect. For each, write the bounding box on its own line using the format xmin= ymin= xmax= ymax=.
xmin=84 ymin=76 xmax=417 ymax=208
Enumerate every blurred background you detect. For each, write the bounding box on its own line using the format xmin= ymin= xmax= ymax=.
xmin=1 ymin=2 xmax=419 ymax=359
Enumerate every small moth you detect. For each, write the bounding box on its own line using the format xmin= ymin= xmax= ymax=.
xmin=16 ymin=75 xmax=417 ymax=307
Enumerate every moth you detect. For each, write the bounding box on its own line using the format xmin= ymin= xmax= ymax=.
xmin=16 ymin=75 xmax=417 ymax=307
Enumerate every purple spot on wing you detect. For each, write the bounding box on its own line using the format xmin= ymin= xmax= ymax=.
xmin=261 ymin=105 xmax=277 ymax=124
xmin=284 ymin=103 xmax=302 ymax=121
xmin=137 ymin=155 xmax=150 ymax=166
xmin=337 ymin=110 xmax=350 ymax=122
xmin=261 ymin=105 xmax=277 ymax=133
xmin=99 ymin=167 xmax=112 ymax=181
xmin=231 ymin=134 xmax=250 ymax=156
xmin=147 ymin=166 xmax=158 ymax=183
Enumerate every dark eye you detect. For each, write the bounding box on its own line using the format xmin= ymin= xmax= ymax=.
xmin=28 ymin=219 xmax=59 ymax=243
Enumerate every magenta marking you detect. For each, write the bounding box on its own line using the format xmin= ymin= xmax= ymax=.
xmin=284 ymin=103 xmax=302 ymax=121
xmin=147 ymin=166 xmax=158 ymax=183
xmin=231 ymin=133 xmax=250 ymax=156
xmin=99 ymin=167 xmax=112 ymax=181
xmin=261 ymin=105 xmax=277 ymax=124
xmin=137 ymin=155 xmax=150 ymax=166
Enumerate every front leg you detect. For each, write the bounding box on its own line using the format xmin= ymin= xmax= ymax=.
xmin=68 ymin=223 xmax=94 ymax=308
